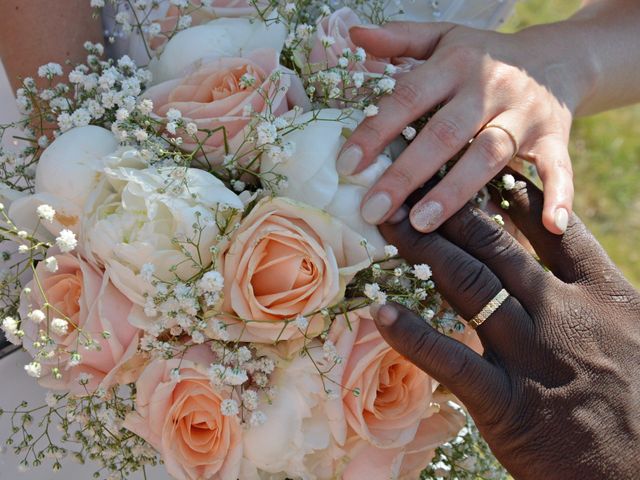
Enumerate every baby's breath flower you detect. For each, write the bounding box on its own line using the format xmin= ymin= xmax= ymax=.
xmin=384 ymin=244 xmax=398 ymax=257
xmin=45 ymin=256 xmax=59 ymax=272
xmin=220 ymin=399 xmax=239 ymax=416
xmin=402 ymin=126 xmax=417 ymax=140
xmin=51 ymin=318 xmax=69 ymax=335
xmin=249 ymin=410 xmax=267 ymax=427
xmin=166 ymin=108 xmax=182 ymax=121
xmin=55 ymin=229 xmax=77 ymax=253
xmin=36 ymin=204 xmax=56 ymax=222
xmin=24 ymin=361 xmax=42 ymax=378
xmin=27 ymin=310 xmax=46 ymax=324
xmin=363 ymin=104 xmax=379 ymax=117
xmin=413 ymin=264 xmax=432 ymax=281
xmin=502 ymin=174 xmax=516 ymax=190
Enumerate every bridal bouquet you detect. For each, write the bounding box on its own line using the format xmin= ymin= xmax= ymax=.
xmin=0 ymin=1 xmax=509 ymax=479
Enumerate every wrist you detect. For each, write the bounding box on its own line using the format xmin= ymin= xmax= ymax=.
xmin=513 ymin=21 xmax=599 ymax=117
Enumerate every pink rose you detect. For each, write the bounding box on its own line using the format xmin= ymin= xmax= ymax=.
xmin=143 ymin=48 xmax=307 ymax=164
xmin=324 ymin=308 xmax=464 ymax=478
xmin=326 ymin=308 xmax=435 ymax=449
xmin=212 ymin=197 xmax=371 ymax=343
xmin=19 ymin=254 xmax=140 ymax=394
xmin=307 ymin=8 xmax=417 ymax=76
xmin=341 ymin=393 xmax=465 ymax=480
xmin=123 ymin=345 xmax=243 ymax=480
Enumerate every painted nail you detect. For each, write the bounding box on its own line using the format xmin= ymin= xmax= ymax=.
xmin=336 ymin=145 xmax=363 ymax=176
xmin=362 ymin=192 xmax=393 ymax=225
xmin=372 ymin=305 xmax=398 ymax=327
xmin=554 ymin=208 xmax=568 ymax=233
xmin=410 ymin=201 xmax=443 ymax=232
xmin=386 ymin=206 xmax=409 ymax=224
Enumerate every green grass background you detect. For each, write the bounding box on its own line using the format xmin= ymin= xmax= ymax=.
xmin=502 ymin=0 xmax=640 ymax=287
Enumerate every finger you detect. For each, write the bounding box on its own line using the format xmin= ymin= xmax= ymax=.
xmin=494 ymin=170 xmax=617 ymax=285
xmin=379 ymin=219 xmax=533 ymax=348
xmin=371 ymin=302 xmax=509 ymax=416
xmin=436 ymin=203 xmax=557 ymax=312
xmin=349 ymin=21 xmax=456 ymax=59
xmin=410 ymin=113 xmax=522 ymax=232
xmin=531 ymin=139 xmax=575 ymax=234
xmin=360 ymin=96 xmax=487 ymax=225
xmin=336 ymin=62 xmax=455 ymax=178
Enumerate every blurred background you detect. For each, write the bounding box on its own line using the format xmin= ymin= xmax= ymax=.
xmin=503 ymin=0 xmax=640 ymax=287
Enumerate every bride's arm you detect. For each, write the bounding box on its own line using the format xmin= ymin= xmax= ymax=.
xmin=560 ymin=0 xmax=640 ymax=115
xmin=0 ymin=0 xmax=103 ymax=92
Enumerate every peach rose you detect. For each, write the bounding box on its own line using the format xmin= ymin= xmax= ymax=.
xmin=326 ymin=308 xmax=436 ymax=449
xmin=324 ymin=308 xmax=465 ymax=478
xmin=19 ymin=254 xmax=140 ymax=394
xmin=212 ymin=197 xmax=371 ymax=343
xmin=123 ymin=345 xmax=242 ymax=480
xmin=307 ymin=8 xmax=417 ymax=76
xmin=341 ymin=393 xmax=465 ymax=480
xmin=143 ymin=48 xmax=307 ymax=164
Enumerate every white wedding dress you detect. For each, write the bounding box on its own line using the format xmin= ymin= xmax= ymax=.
xmin=0 ymin=1 xmax=516 ymax=478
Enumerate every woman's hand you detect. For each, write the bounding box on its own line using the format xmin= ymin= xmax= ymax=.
xmin=339 ymin=21 xmax=596 ymax=235
xmin=372 ymin=173 xmax=640 ymax=479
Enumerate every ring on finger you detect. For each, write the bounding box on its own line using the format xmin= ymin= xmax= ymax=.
xmin=481 ymin=124 xmax=519 ymax=159
xmin=468 ymin=288 xmax=510 ymax=329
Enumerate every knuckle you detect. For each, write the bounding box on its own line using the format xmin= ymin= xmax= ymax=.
xmin=425 ymin=116 xmax=465 ymax=150
xmin=354 ymin=120 xmax=386 ymax=151
xmin=386 ymin=163 xmax=418 ymax=190
xmin=445 ymin=43 xmax=478 ymax=68
xmin=473 ymin=132 xmax=511 ymax=169
xmin=392 ymin=79 xmax=425 ymax=110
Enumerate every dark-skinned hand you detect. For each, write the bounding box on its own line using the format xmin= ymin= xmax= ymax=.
xmin=371 ymin=172 xmax=640 ymax=479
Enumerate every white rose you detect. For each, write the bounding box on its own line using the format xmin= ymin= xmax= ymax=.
xmin=8 ymin=126 xmax=118 ymax=238
xmin=241 ymin=345 xmax=336 ymax=479
xmin=83 ymin=161 xmax=243 ymax=307
xmin=149 ymin=17 xmax=287 ymax=84
xmin=384 ymin=0 xmax=516 ymax=30
xmin=260 ymin=109 xmax=400 ymax=259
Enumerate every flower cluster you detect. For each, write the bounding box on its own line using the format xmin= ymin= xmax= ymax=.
xmin=0 ymin=1 xmax=514 ymax=479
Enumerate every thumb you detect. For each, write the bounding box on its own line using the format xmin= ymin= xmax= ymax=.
xmin=371 ymin=302 xmax=505 ymax=413
xmin=349 ymin=21 xmax=456 ymax=59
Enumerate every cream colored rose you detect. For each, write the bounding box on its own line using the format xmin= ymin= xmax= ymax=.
xmin=8 ymin=126 xmax=118 ymax=237
xmin=83 ymin=156 xmax=243 ymax=308
xmin=211 ymin=196 xmax=371 ymax=343
xmin=124 ymin=345 xmax=243 ymax=480
xmin=260 ymin=109 xmax=400 ymax=258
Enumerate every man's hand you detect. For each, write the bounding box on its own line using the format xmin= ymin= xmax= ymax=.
xmin=372 ymin=173 xmax=640 ymax=479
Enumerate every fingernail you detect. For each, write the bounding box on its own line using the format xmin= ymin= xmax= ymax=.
xmin=353 ymin=24 xmax=380 ymax=30
xmin=410 ymin=201 xmax=443 ymax=232
xmin=362 ymin=192 xmax=393 ymax=225
xmin=554 ymin=208 xmax=568 ymax=233
xmin=386 ymin=206 xmax=409 ymax=224
xmin=372 ymin=304 xmax=398 ymax=327
xmin=337 ymin=145 xmax=363 ymax=176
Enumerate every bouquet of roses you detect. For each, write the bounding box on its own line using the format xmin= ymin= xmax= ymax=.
xmin=0 ymin=1 xmax=513 ymax=479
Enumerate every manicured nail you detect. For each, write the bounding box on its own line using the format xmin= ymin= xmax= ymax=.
xmin=362 ymin=192 xmax=392 ymax=225
xmin=554 ymin=208 xmax=568 ymax=233
xmin=337 ymin=145 xmax=363 ymax=176
xmin=372 ymin=304 xmax=398 ymax=327
xmin=386 ymin=206 xmax=409 ymax=224
xmin=410 ymin=201 xmax=443 ymax=232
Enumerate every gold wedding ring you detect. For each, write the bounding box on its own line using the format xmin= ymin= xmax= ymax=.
xmin=482 ymin=124 xmax=519 ymax=159
xmin=468 ymin=288 xmax=510 ymax=329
